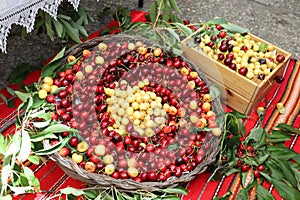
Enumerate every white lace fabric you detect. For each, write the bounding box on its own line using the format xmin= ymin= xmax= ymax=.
xmin=0 ymin=0 xmax=80 ymax=53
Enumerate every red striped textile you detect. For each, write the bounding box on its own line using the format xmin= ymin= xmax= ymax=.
xmin=0 ymin=10 xmax=298 ymax=200
xmin=183 ymin=59 xmax=300 ymax=200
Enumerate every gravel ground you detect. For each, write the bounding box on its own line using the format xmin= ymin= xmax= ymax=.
xmin=0 ymin=0 xmax=299 ymax=88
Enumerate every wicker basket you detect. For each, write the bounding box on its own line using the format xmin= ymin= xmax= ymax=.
xmin=48 ymin=34 xmax=223 ymax=192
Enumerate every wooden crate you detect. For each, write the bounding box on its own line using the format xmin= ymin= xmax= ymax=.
xmin=181 ymin=33 xmax=292 ymax=114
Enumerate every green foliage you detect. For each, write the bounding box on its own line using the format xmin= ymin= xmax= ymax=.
xmin=58 ymin=186 xmax=187 ymax=200
xmin=215 ymin=109 xmax=300 ymax=199
xmin=33 ymin=3 xmax=93 ymax=44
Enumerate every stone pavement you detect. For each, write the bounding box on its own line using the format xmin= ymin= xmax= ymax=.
xmin=0 ymin=0 xmax=299 ymax=86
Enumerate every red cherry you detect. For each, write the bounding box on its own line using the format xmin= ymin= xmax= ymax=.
xmin=69 ymin=136 xmax=79 ymax=147
xmin=147 ymin=171 xmax=158 ymax=181
xmin=58 ymin=71 xmax=66 ymax=78
xmin=46 ymin=95 xmax=55 ymax=103
xmin=89 ymin=155 xmax=100 ymax=164
xmin=57 ymin=90 xmax=68 ymax=99
xmin=195 ymin=154 xmax=204 ymax=164
xmin=247 ymin=145 xmax=254 ymax=152
xmin=241 ymin=164 xmax=250 ymax=172
xmin=238 ymin=67 xmax=248 ymax=76
xmin=257 ymin=165 xmax=265 ymax=172
xmin=119 ymin=171 xmax=129 ymax=179
xmin=218 ymin=31 xmax=227 ymax=38
xmin=276 ymin=55 xmax=285 ymax=63
xmin=216 ymin=24 xmax=223 ymax=31
xmin=146 ymin=144 xmax=155 ymax=152
xmin=123 ymin=135 xmax=132 ymax=145
xmin=59 ymin=147 xmax=70 ymax=157
xmin=111 ymin=171 xmax=120 ymax=179
xmin=61 ymin=113 xmax=71 ymax=122
xmin=254 ymin=170 xmax=260 ymax=178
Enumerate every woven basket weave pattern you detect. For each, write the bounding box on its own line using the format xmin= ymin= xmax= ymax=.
xmin=49 ymin=34 xmax=222 ymax=192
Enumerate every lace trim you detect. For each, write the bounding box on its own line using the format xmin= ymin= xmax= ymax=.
xmin=0 ymin=0 xmax=80 ymax=53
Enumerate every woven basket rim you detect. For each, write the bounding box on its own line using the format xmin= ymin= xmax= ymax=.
xmin=48 ymin=33 xmax=223 ymax=192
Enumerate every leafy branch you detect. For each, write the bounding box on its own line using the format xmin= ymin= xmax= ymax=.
xmin=24 ymin=3 xmax=93 ymax=45
xmin=213 ymin=110 xmax=300 ymax=199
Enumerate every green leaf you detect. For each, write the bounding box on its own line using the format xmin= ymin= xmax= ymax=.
xmin=45 ymin=14 xmax=55 ymax=41
xmin=275 ymin=123 xmax=300 ymax=135
xmin=7 ymin=99 xmax=15 ymax=108
xmin=34 ymin=137 xmax=69 ymax=155
xmin=224 ymin=167 xmax=240 ymax=176
xmin=27 ymin=155 xmax=40 ymax=165
xmin=161 ymin=196 xmax=181 ymax=200
xmin=30 ymin=110 xmax=51 ymax=120
xmin=207 ymin=17 xmax=228 ymax=25
xmin=290 ymin=165 xmax=300 ymax=190
xmin=30 ymin=132 xmax=57 ymax=142
xmin=256 ymin=154 xmax=269 ymax=165
xmin=244 ymin=157 xmax=258 ymax=166
xmin=9 ymin=186 xmax=35 ymax=196
xmin=71 ymin=21 xmax=88 ymax=38
xmin=23 ymin=166 xmax=35 ymax=183
xmin=230 ymin=111 xmax=248 ymax=119
xmin=41 ymin=47 xmax=65 ymax=78
xmin=209 ymin=84 xmax=221 ymax=101
xmin=84 ymin=190 xmax=98 ymax=199
xmin=213 ymin=192 xmax=232 ymax=200
xmin=31 ymin=111 xmax=51 ymax=128
xmin=277 ymin=162 xmax=298 ymax=188
xmin=165 ymin=28 xmax=180 ymax=42
xmin=32 ymin=120 xmax=51 ymax=129
xmin=23 ymin=166 xmax=40 ymax=190
xmin=162 ymin=186 xmax=188 ymax=195
xmin=256 ymin=185 xmax=275 ymax=200
xmin=149 ymin=2 xmax=157 ymax=24
xmin=169 ymin=0 xmax=181 ymax=13
xmin=220 ymin=23 xmax=249 ymax=34
xmin=171 ymin=48 xmax=183 ymax=55
xmin=6 ymin=87 xmax=15 ymax=96
xmin=268 ymin=130 xmax=291 ymax=143
xmin=60 ymin=187 xmax=85 ymax=196
xmin=48 ymin=46 xmax=66 ymax=66
xmin=41 ymin=124 xmax=73 ymax=134
xmin=237 ymin=188 xmax=248 ymax=200
xmin=5 ymin=133 xmax=21 ymax=157
xmin=0 ymin=93 xmax=7 ymax=104
xmin=1 ymin=165 xmax=11 ymax=187
xmin=266 ymin=159 xmax=283 ymax=180
xmin=261 ymin=172 xmax=300 ymax=200
xmin=53 ymin=19 xmax=63 ymax=37
xmin=173 ymin=23 xmax=193 ymax=36
xmin=57 ymin=14 xmax=71 ymax=21
xmin=256 ymin=130 xmax=267 ymax=148
xmin=116 ymin=193 xmax=125 ymax=200
xmin=0 ymin=134 xmax=6 ymax=155
xmin=268 ymin=144 xmax=298 ymax=160
xmin=62 ymin=20 xmax=82 ymax=44
xmin=14 ymin=91 xmax=31 ymax=102
xmin=245 ymin=126 xmax=264 ymax=143
xmin=259 ymin=43 xmax=267 ymax=52
xmin=17 ymin=129 xmax=31 ymax=162
xmin=95 ymin=191 xmax=114 ymax=200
